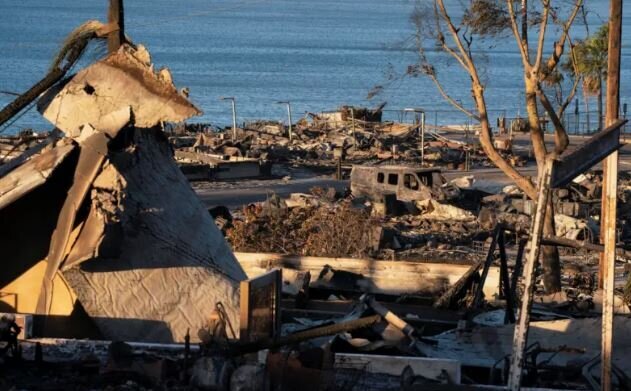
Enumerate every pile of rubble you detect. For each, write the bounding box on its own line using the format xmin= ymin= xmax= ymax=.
xmin=223 ymin=164 xmax=631 ymax=264
xmin=224 ymin=188 xmax=486 ymax=262
xmin=227 ymin=192 xmax=376 ymax=259
xmin=0 ymin=130 xmax=52 ymax=165
xmin=2 ymin=11 xmax=631 ymax=391
xmin=168 ymin=105 xmax=528 ymax=181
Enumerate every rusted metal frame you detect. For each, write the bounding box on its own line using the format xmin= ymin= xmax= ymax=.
xmin=497 ymin=231 xmax=507 ymax=299
xmin=472 ymin=226 xmax=500 ymax=309
xmin=239 ymin=268 xmax=282 ymax=343
xmin=433 ymin=256 xmax=486 ymax=309
xmin=508 ymin=157 xmax=554 ymax=390
xmin=498 ymin=232 xmax=516 ymax=324
xmin=584 ymin=355 xmax=631 ymax=391
xmin=107 ymin=0 xmax=125 ymax=53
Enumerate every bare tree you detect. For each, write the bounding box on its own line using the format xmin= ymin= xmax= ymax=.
xmin=404 ymin=0 xmax=584 ymax=293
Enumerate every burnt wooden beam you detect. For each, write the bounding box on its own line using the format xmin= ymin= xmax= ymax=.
xmin=601 ymin=0 xmax=623 ymax=388
xmin=232 ymin=314 xmax=381 ymax=355
xmin=550 ymin=118 xmax=627 ymax=188
xmin=541 ymin=235 xmax=631 ymax=260
xmin=508 ymin=157 xmax=554 ymax=389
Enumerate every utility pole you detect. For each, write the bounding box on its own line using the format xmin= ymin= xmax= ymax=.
xmin=600 ymin=0 xmax=622 ymax=389
xmin=108 ymin=0 xmax=125 ymax=54
xmin=404 ymin=108 xmax=425 ymax=165
xmin=1 ymin=1 xmax=124 ymax=126
xmin=420 ymin=111 xmax=426 ymax=165
xmin=220 ymin=97 xmax=237 ymax=142
xmin=277 ymin=101 xmax=292 ymax=141
xmin=350 ymin=107 xmax=356 ymax=147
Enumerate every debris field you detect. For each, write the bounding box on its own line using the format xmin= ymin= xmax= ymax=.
xmin=0 ymin=6 xmax=630 ymax=391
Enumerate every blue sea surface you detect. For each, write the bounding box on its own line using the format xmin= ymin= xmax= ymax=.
xmin=0 ymin=0 xmax=629 ymax=132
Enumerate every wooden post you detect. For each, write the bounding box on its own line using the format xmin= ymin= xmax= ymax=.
xmin=508 ymin=157 xmax=554 ymax=390
xmin=601 ymin=0 xmax=622 ymax=388
xmin=601 ymin=142 xmax=618 ymax=391
xmin=108 ymin=0 xmax=125 ymax=53
xmin=350 ymin=107 xmax=356 ymax=146
xmin=336 ymin=157 xmax=342 ymax=180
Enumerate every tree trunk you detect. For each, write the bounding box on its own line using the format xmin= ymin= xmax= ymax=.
xmin=526 ymin=91 xmax=546 ymax=165
xmin=525 ymin=76 xmax=562 ymax=294
xmin=542 ymin=199 xmax=562 ymax=292
xmin=471 ymin=83 xmax=537 ymax=199
xmin=521 ymin=0 xmax=528 ymax=51
xmin=525 ymin=79 xmax=547 ymax=167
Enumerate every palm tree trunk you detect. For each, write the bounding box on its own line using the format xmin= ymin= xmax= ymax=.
xmin=598 ymin=75 xmax=604 ymax=131
xmin=584 ymin=92 xmax=590 ymax=133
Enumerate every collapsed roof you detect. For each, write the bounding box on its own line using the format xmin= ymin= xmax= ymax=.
xmin=0 ymin=44 xmax=246 ymax=343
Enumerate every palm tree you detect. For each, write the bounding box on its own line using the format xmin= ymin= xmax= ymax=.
xmin=570 ymin=25 xmax=609 ymax=131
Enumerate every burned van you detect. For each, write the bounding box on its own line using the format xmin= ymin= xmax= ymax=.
xmin=350 ymin=165 xmax=459 ymax=202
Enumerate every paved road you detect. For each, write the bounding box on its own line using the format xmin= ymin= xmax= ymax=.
xmin=194 ymin=167 xmax=539 ymax=208
xmin=195 ymin=131 xmax=631 ymax=209
xmin=195 ymin=177 xmax=349 ymax=208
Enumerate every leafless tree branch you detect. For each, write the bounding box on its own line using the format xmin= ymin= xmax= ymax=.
xmin=506 ymin=0 xmax=532 ymax=69
xmin=534 ymin=0 xmax=551 ymax=71
xmin=428 ymin=73 xmax=479 ymax=120
xmin=536 ymin=85 xmax=569 ymax=154
xmin=545 ymin=0 xmax=583 ymax=72
xmin=558 ymin=42 xmax=581 ymax=117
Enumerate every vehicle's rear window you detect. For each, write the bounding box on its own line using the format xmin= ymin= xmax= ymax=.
xmin=388 ymin=173 xmax=398 ymax=185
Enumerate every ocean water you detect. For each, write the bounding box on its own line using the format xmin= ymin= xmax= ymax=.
xmin=0 ymin=0 xmax=630 ymax=132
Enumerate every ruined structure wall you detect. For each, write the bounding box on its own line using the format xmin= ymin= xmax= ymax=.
xmin=61 ymin=128 xmax=246 ymax=343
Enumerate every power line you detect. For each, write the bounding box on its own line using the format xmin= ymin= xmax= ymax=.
xmin=0 ymin=90 xmax=20 ymax=97
xmin=0 ymin=101 xmax=37 ymax=134
xmin=134 ymin=0 xmax=271 ymax=28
